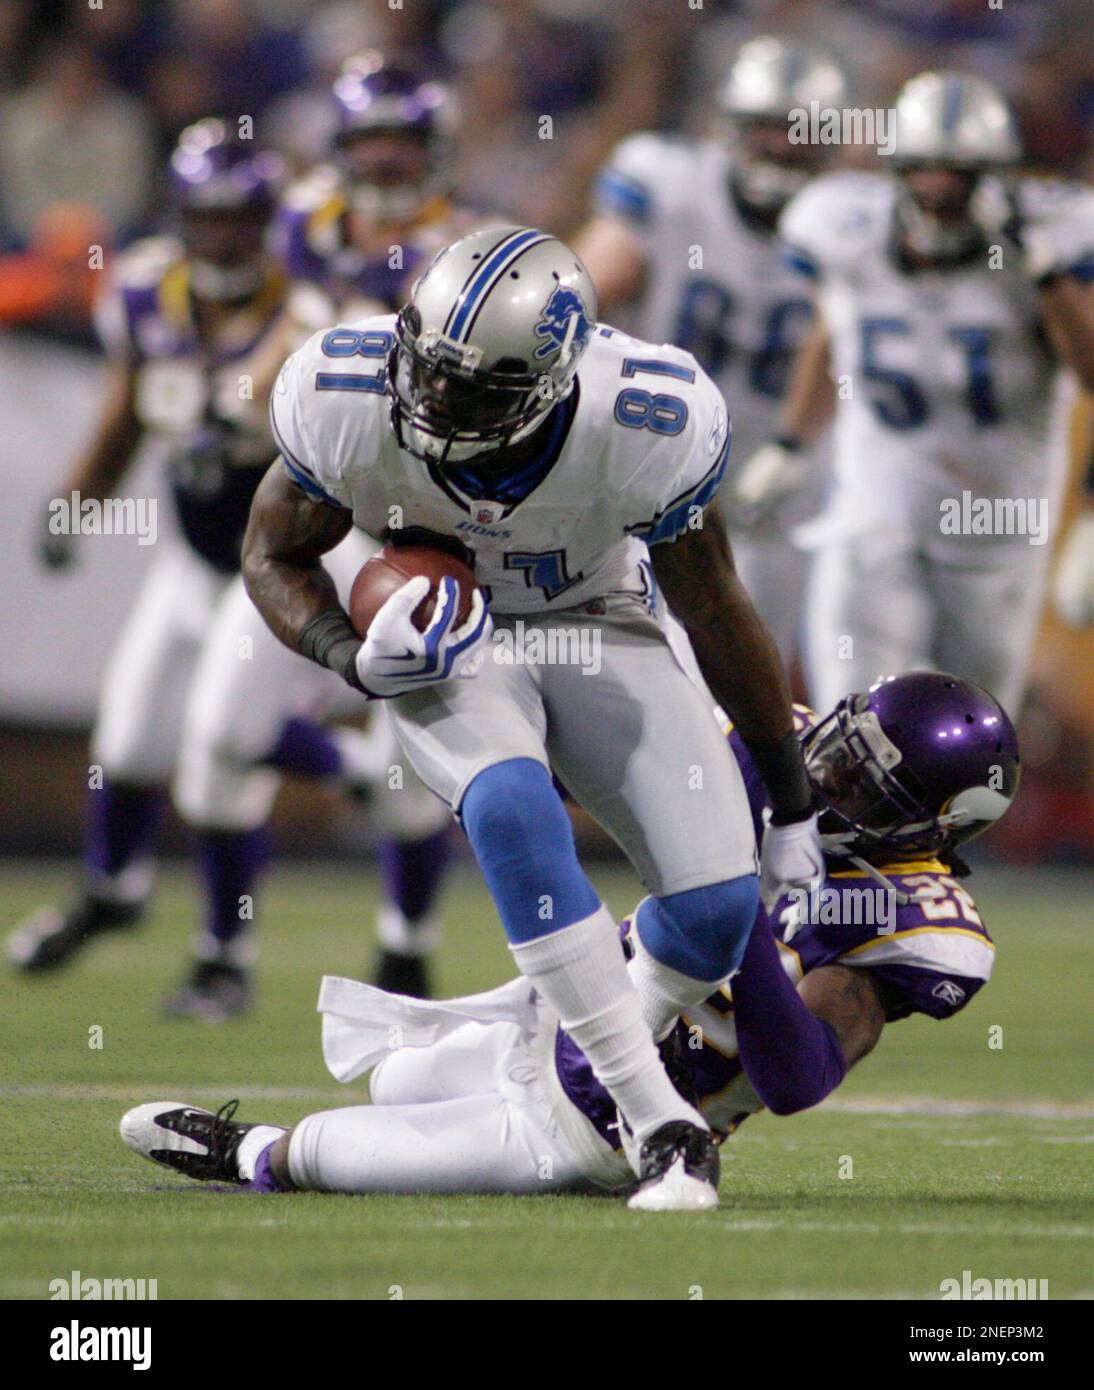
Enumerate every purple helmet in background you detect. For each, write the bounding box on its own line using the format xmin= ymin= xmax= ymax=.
xmin=802 ymin=672 xmax=1021 ymax=860
xmin=330 ymin=52 xmax=453 ymax=222
xmin=168 ymin=119 xmax=284 ymax=301
xmin=169 ymin=118 xmax=283 ymax=214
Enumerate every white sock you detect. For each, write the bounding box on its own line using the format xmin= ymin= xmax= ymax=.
xmin=628 ymin=925 xmax=728 ymax=1040
xmin=235 ymin=1125 xmax=288 ymax=1181
xmin=509 ymin=908 xmax=706 ymax=1145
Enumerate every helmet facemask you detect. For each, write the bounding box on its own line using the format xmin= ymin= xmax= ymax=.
xmin=727 ymin=117 xmax=820 ymax=219
xmin=893 ymin=164 xmax=989 ymax=263
xmin=388 ymin=307 xmax=565 ymax=471
xmin=804 ymin=694 xmax=956 ymax=860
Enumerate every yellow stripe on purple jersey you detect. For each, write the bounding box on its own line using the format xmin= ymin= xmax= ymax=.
xmin=553 ymin=704 xmax=995 ymax=1147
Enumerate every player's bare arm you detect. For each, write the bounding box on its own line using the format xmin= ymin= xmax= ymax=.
xmin=650 ymin=499 xmax=810 ymax=819
xmin=241 ymin=461 xmax=352 ymax=652
xmin=571 ymin=214 xmax=647 ymax=310
xmin=727 ymin=312 xmax=833 ymax=521
xmin=57 ymin=357 xmax=143 ymax=501
xmin=1039 ymin=278 xmax=1094 ymax=391
xmin=797 ymin=964 xmax=887 ymax=1069
xmin=777 ymin=310 xmax=835 ymax=446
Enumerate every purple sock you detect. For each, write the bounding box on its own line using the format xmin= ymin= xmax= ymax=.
xmin=86 ymin=779 xmax=165 ymax=880
xmin=249 ymin=1142 xmax=290 ymax=1193
xmin=378 ymin=827 xmax=451 ymax=925
xmin=262 ymin=717 xmax=343 ymax=779
xmin=730 ymin=915 xmax=848 ymax=1115
xmin=196 ymin=827 xmax=270 ymax=945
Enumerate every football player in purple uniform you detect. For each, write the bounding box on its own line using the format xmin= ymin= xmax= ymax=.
xmin=121 ymin=671 xmax=1019 ymax=1200
xmin=166 ymin=59 xmax=485 ymax=1003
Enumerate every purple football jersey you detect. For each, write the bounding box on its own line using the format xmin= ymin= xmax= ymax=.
xmin=554 ymin=708 xmax=995 ymax=1146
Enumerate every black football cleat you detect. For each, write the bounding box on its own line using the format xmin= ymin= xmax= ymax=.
xmin=627 ymin=1120 xmax=721 ymax=1211
xmin=162 ymin=960 xmax=251 ymax=1022
xmin=373 ymin=948 xmax=432 ymax=998
xmin=7 ymin=896 xmax=144 ymax=973
xmin=120 ymin=1100 xmax=258 ymax=1183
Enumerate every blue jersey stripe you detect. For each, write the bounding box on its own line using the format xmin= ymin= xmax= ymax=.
xmin=594 ymin=169 xmax=652 ymax=224
xmin=631 ymin=429 xmax=733 ymax=546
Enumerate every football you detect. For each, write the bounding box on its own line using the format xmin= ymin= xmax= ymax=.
xmin=348 ymin=542 xmax=478 ymax=637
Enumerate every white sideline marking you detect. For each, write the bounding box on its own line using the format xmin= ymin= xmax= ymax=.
xmin=821 ymin=1096 xmax=1094 ymax=1119
xmin=2 ymin=1084 xmax=1092 ymax=1118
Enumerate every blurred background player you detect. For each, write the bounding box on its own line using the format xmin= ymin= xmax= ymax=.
xmin=118 ymin=671 xmax=1020 ymax=1198
xmin=169 ymin=58 xmax=477 ymax=1004
xmin=575 ymin=36 xmax=847 ymax=665
xmin=7 ymin=121 xmax=291 ymax=984
xmin=733 ymin=70 xmax=1094 ymax=715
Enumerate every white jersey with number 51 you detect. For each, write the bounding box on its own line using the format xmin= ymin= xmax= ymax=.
xmin=780 ymin=171 xmax=1094 ymax=551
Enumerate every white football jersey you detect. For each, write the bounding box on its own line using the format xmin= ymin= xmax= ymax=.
xmin=270 ymin=315 xmax=731 ymax=615
xmin=594 ymin=133 xmax=816 ymax=461
xmin=780 ymin=171 xmax=1094 ymax=552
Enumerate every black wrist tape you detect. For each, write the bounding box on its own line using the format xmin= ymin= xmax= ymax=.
xmin=747 ymin=729 xmax=814 ymax=822
xmin=298 ymin=609 xmax=367 ymax=693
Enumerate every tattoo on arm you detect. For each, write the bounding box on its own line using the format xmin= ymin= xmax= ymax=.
xmin=241 ymin=460 xmax=353 ymax=652
xmin=797 ymin=964 xmax=887 ymax=1068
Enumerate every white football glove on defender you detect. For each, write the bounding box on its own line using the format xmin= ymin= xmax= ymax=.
xmin=355 ymin=575 xmax=493 ymax=698
xmin=1053 ymin=512 xmax=1094 ymax=627
xmin=759 ymin=810 xmax=825 ymax=911
xmin=727 ymin=440 xmax=809 ymax=526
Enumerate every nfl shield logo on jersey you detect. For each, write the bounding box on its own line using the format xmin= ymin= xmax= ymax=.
xmin=476 ymin=503 xmax=504 ymax=525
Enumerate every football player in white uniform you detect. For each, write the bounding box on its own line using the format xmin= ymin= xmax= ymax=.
xmin=170 ymin=60 xmax=479 ymax=1005
xmin=575 ymin=36 xmax=847 ymax=663
xmin=237 ymin=226 xmax=825 ymax=1210
xmin=731 ymin=71 xmax=1094 ymax=713
xmin=119 ymin=672 xmax=1020 ymax=1201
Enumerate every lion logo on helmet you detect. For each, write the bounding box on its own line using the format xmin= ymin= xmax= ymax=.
xmin=533 ymin=284 xmax=591 ymax=362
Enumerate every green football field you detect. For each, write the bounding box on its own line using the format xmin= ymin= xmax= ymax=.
xmin=2 ymin=859 xmax=1091 ymax=1301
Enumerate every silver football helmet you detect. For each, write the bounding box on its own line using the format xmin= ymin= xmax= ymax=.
xmin=389 ymin=226 xmax=597 ymax=468
xmin=890 ymin=71 xmax=1022 ymax=261
xmin=718 ymin=36 xmax=848 ymax=214
xmin=892 ymin=70 xmax=1021 ymax=169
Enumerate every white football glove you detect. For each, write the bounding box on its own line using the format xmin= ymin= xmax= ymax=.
xmin=1053 ymin=512 xmax=1094 ymax=627
xmin=355 ymin=575 xmax=492 ymax=698
xmin=727 ymin=440 xmax=808 ymax=526
xmin=759 ymin=810 xmax=825 ymax=911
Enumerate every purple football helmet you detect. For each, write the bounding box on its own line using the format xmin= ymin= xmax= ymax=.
xmin=330 ymin=53 xmax=452 ymax=222
xmin=169 ymin=118 xmax=283 ymax=214
xmin=168 ymin=119 xmax=284 ymax=301
xmin=802 ymin=672 xmax=1020 ymax=860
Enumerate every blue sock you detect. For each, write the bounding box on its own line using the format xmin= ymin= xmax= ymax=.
xmin=196 ymin=827 xmax=270 ymax=946
xmin=459 ymin=759 xmax=599 ymax=943
xmin=636 ymin=875 xmax=760 ymax=982
xmin=262 ymin=718 xmax=342 ymax=779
